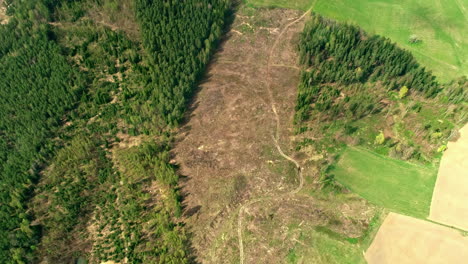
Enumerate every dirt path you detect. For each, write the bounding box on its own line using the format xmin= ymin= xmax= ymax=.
xmin=266 ymin=6 xmax=313 ymax=142
xmin=429 ymin=124 xmax=468 ymax=231
xmin=237 ymin=6 xmax=315 ymax=264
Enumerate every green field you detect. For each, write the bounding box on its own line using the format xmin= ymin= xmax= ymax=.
xmin=287 ymin=230 xmax=364 ymax=264
xmin=330 ymin=147 xmax=437 ymax=218
xmin=244 ymin=0 xmax=314 ymax=11
xmin=245 ymin=0 xmax=468 ymax=81
xmin=284 ymin=212 xmax=384 ymax=264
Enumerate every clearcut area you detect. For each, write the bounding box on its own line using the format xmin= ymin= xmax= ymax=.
xmin=429 ymin=124 xmax=468 ymax=231
xmin=365 ymin=212 xmax=468 ymax=264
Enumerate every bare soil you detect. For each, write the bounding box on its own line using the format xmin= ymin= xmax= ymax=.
xmin=173 ymin=7 xmax=375 ymax=263
xmin=429 ymin=124 xmax=468 ymax=231
xmin=365 ymin=212 xmax=468 ymax=264
xmin=0 ymin=0 xmax=9 ymax=25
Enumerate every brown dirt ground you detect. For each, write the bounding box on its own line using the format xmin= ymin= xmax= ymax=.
xmin=173 ymin=7 xmax=375 ymax=263
xmin=0 ymin=0 xmax=9 ymax=25
xmin=429 ymin=124 xmax=468 ymax=231
xmin=365 ymin=212 xmax=468 ymax=264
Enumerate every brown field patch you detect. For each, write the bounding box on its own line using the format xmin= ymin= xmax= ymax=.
xmin=173 ymin=6 xmax=375 ymax=263
xmin=365 ymin=213 xmax=468 ymax=264
xmin=173 ymin=8 xmax=302 ymax=263
xmin=429 ymin=124 xmax=468 ymax=231
xmin=0 ymin=0 xmax=9 ymax=25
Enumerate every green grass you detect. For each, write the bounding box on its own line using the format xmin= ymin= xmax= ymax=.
xmin=281 ymin=195 xmax=385 ymax=264
xmin=243 ymin=0 xmax=315 ymax=11
xmin=286 ymin=228 xmax=365 ymax=264
xmin=330 ymin=147 xmax=437 ymax=218
xmin=244 ymin=0 xmax=468 ymax=81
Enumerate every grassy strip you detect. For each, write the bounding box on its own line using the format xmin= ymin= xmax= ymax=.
xmin=331 ymin=147 xmax=437 ymax=218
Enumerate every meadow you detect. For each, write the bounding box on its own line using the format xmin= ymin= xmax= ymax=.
xmin=244 ymin=0 xmax=468 ymax=81
xmin=330 ymin=147 xmax=437 ymax=218
xmin=244 ymin=0 xmax=314 ymax=11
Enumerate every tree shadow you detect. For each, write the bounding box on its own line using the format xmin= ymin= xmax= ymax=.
xmin=177 ymin=0 xmax=241 ymax=130
xmin=174 ymin=2 xmax=242 ymax=263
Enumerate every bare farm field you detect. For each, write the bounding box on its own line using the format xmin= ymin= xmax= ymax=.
xmin=173 ymin=6 xmax=377 ymax=264
xmin=430 ymin=124 xmax=468 ymax=231
xmin=366 ymin=213 xmax=468 ymax=264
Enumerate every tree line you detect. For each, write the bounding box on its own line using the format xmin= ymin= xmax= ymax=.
xmin=295 ymin=13 xmax=462 ymax=125
xmin=295 ymin=13 xmax=467 ymax=164
xmin=134 ymin=0 xmax=228 ymax=126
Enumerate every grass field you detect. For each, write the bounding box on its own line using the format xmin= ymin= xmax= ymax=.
xmin=331 ymin=147 xmax=437 ymax=218
xmin=287 ymin=229 xmax=365 ymax=264
xmin=244 ymin=0 xmax=468 ymax=81
xmin=244 ymin=0 xmax=315 ymax=11
xmin=284 ymin=211 xmax=384 ymax=264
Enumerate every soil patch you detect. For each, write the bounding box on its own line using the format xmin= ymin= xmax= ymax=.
xmin=365 ymin=212 xmax=468 ymax=264
xmin=0 ymin=0 xmax=9 ymax=25
xmin=429 ymin=124 xmax=468 ymax=231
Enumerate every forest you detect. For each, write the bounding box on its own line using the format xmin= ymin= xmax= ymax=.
xmin=0 ymin=20 xmax=84 ymax=263
xmin=2 ymin=0 xmax=465 ymax=263
xmin=134 ymin=0 xmax=227 ymax=126
xmin=295 ymin=14 xmax=467 ymax=164
xmin=0 ymin=0 xmax=229 ymax=262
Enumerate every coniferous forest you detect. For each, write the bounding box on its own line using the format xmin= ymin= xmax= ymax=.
xmin=0 ymin=14 xmax=84 ymax=264
xmin=1 ymin=1 xmax=466 ymax=263
xmin=295 ymin=14 xmax=467 ymax=163
xmin=0 ymin=0 xmax=228 ymax=262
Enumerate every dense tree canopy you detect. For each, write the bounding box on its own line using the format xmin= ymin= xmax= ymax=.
xmin=0 ymin=25 xmax=84 ymax=262
xmin=295 ymin=14 xmax=467 ymax=164
xmin=134 ymin=0 xmax=228 ymax=126
xmin=0 ymin=0 xmax=229 ymax=262
xmin=295 ymin=14 xmax=442 ymax=125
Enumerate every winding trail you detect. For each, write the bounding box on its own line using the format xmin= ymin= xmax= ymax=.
xmin=237 ymin=5 xmax=314 ymax=264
